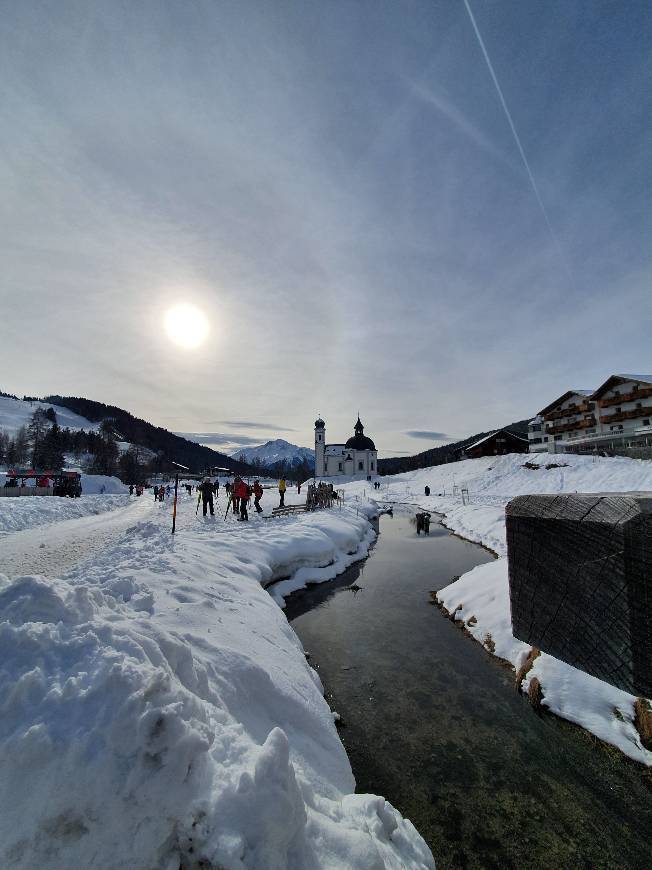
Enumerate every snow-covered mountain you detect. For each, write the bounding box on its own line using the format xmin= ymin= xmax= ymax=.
xmin=230 ymin=439 xmax=314 ymax=468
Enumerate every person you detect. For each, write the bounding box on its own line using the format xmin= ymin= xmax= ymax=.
xmin=166 ymin=484 xmax=171 ymax=497
xmin=423 ymin=513 xmax=431 ymax=535
xmin=153 ymin=485 xmax=159 ymax=500
xmin=159 ymin=487 xmax=165 ymax=502
xmin=415 ymin=512 xmax=424 ymax=535
xmin=424 ymin=486 xmax=430 ymax=496
xmin=278 ymin=476 xmax=286 ymax=507
xmin=253 ymin=479 xmax=263 ymax=513
xmin=214 ymin=479 xmax=220 ymax=497
xmin=185 ymin=483 xmax=192 ymax=495
xmin=232 ymin=477 xmax=240 ymax=514
xmin=236 ymin=477 xmax=250 ymax=521
xmin=297 ymin=480 xmax=301 ymax=494
xmin=129 ymin=484 xmax=134 ymax=495
xmin=199 ymin=477 xmax=215 ymax=516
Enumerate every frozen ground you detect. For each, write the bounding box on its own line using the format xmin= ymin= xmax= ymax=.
xmin=0 ymin=395 xmax=100 ymax=437
xmin=335 ymin=453 xmax=652 ymax=765
xmin=0 ymin=483 xmax=434 ymax=869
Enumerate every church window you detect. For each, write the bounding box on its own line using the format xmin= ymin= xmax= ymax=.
xmin=324 ymin=460 xmax=328 ymax=471
xmin=338 ymin=462 xmax=343 ymax=471
xmin=358 ymin=461 xmax=363 ymax=471
xmin=371 ymin=461 xmax=374 ymax=470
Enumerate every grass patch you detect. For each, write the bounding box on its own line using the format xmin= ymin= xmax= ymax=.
xmin=515 ymin=647 xmax=541 ymax=692
xmin=634 ymin=698 xmax=652 ymax=750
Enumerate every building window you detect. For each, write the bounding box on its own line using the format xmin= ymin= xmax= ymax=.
xmin=324 ymin=460 xmax=328 ymax=472
xmin=338 ymin=462 xmax=343 ymax=471
xmin=371 ymin=461 xmax=374 ymax=470
xmin=554 ymin=435 xmax=563 ymax=441
xmin=636 ymin=403 xmax=642 ymax=409
xmin=613 ymin=390 xmax=620 ymax=396
xmin=530 ymin=437 xmax=542 ymax=444
xmin=530 ymin=424 xmax=541 ymax=432
xmin=358 ymin=461 xmax=363 ymax=471
xmin=544 ymin=437 xmax=549 ymax=442
xmin=643 ymin=419 xmax=650 ymax=426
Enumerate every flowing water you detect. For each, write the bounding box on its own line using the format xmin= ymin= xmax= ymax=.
xmin=285 ymin=508 xmax=652 ymax=870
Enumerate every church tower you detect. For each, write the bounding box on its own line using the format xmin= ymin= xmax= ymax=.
xmin=314 ymin=417 xmax=325 ymax=477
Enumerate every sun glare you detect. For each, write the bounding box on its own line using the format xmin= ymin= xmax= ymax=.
xmin=164 ymin=304 xmax=210 ymax=349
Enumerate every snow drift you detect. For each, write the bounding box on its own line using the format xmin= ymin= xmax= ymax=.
xmin=0 ymin=496 xmax=434 ymax=869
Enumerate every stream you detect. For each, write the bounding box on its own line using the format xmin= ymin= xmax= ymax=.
xmin=285 ymin=507 xmax=652 ymax=870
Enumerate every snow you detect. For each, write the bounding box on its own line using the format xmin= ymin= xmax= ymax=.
xmin=0 ymin=486 xmax=434 ymax=869
xmin=0 ymin=493 xmax=130 ymax=537
xmin=334 ymin=452 xmax=652 ymax=765
xmin=0 ymin=395 xmax=100 ymax=437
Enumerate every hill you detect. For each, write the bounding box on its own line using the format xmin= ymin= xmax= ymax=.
xmin=27 ymin=394 xmax=256 ymax=475
xmin=378 ymin=419 xmax=530 ymax=474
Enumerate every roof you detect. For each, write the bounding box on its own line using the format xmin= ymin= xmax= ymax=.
xmin=537 ymin=390 xmax=594 ymax=416
xmin=345 ymin=433 xmax=376 ymax=450
xmin=591 ymin=374 xmax=652 ymax=399
xmin=465 ymin=429 xmax=528 ymax=451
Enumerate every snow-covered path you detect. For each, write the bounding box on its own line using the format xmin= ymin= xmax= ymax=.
xmin=0 ymin=495 xmax=155 ymax=578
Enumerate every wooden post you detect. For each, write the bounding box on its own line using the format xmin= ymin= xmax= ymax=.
xmin=172 ymin=472 xmax=179 ymax=534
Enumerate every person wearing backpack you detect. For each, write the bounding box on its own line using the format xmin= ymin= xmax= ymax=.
xmin=278 ymin=477 xmax=287 ymax=507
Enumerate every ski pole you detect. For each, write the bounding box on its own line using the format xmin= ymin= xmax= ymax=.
xmin=224 ymin=494 xmax=232 ymax=521
xmin=196 ymin=491 xmax=201 ymax=515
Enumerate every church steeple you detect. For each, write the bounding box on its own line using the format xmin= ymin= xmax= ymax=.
xmin=354 ymin=415 xmax=364 ymax=435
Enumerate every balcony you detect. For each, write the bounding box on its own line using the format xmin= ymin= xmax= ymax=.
xmin=544 ymin=402 xmax=593 ymax=422
xmin=545 ymin=417 xmax=596 ymax=436
xmin=600 ymin=406 xmax=652 ymax=424
xmin=599 ymin=386 xmax=652 ymax=408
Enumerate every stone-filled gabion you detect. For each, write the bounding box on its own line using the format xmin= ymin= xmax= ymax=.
xmin=506 ymin=493 xmax=652 ymax=697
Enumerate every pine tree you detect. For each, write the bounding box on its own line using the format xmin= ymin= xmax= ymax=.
xmin=14 ymin=426 xmax=30 ymax=466
xmin=0 ymin=429 xmax=8 ymax=465
xmin=28 ymin=408 xmax=50 ymax=468
xmin=41 ymin=422 xmax=65 ymax=470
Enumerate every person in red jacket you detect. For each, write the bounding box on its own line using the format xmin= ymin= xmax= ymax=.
xmin=253 ymin=480 xmax=263 ymax=513
xmin=236 ymin=478 xmax=250 ymax=521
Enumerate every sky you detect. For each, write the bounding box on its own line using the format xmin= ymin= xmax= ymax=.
xmin=1 ymin=0 xmax=651 ymax=456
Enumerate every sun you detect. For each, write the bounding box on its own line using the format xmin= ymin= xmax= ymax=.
xmin=164 ymin=304 xmax=210 ymax=349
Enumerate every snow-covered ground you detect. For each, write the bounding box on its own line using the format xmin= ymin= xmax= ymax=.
xmin=0 ymin=492 xmax=130 ymax=538
xmin=335 ymin=453 xmax=652 ymax=766
xmin=0 ymin=484 xmax=434 ymax=869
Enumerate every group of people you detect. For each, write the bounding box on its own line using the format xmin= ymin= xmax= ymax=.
xmin=128 ymin=484 xmax=145 ymax=496
xmin=199 ymin=476 xmax=266 ymax=520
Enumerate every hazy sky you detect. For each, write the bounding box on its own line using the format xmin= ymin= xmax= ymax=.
xmin=2 ymin=1 xmax=651 ymax=455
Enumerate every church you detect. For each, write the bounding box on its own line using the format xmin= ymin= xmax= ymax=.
xmin=314 ymin=416 xmax=378 ymax=478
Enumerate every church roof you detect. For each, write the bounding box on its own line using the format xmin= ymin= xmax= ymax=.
xmin=345 ymin=416 xmax=376 ymax=451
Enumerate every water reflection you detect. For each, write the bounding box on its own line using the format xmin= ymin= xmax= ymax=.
xmin=286 ymin=508 xmax=652 ymax=870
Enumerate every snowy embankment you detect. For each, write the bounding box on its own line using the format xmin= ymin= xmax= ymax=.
xmin=335 ymin=453 xmax=652 ymax=765
xmin=0 ymin=490 xmax=434 ymax=870
xmin=0 ymin=491 xmax=129 ymax=537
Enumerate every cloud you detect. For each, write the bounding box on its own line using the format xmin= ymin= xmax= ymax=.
xmin=177 ymin=432 xmax=264 ymax=447
xmin=220 ymin=421 xmax=296 ymax=431
xmin=408 ymin=79 xmax=513 ymax=169
xmin=404 ymin=430 xmax=450 ymax=441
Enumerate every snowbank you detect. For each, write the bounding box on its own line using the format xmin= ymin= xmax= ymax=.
xmin=0 ymin=495 xmax=434 ymax=869
xmin=337 ymin=453 xmax=652 ymax=765
xmin=80 ymin=473 xmax=129 ymax=494
xmin=0 ymin=494 xmax=131 ymax=537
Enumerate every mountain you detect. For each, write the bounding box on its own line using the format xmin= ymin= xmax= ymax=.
xmin=378 ymin=419 xmax=531 ymax=475
xmin=230 ymin=439 xmax=315 ymax=469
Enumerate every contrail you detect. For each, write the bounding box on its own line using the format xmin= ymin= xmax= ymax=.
xmin=463 ymin=0 xmax=560 ymax=249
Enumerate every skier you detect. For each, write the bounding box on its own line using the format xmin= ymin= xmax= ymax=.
xmin=129 ymin=484 xmax=134 ymax=495
xmin=424 ymin=486 xmax=430 ymax=496
xmin=213 ymin=479 xmax=220 ymax=497
xmin=423 ymin=513 xmax=431 ymax=535
xmin=236 ymin=477 xmax=250 ymax=521
xmin=297 ymin=480 xmax=301 ymax=494
xmin=278 ymin=477 xmax=287 ymax=507
xmin=415 ymin=512 xmax=424 ymax=535
xmin=199 ymin=477 xmax=215 ymax=516
xmin=253 ymin=479 xmax=264 ymax=513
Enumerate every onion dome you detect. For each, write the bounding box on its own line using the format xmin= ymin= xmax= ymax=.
xmin=315 ymin=417 xmax=325 ymax=430
xmin=345 ymin=416 xmax=376 ymax=451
